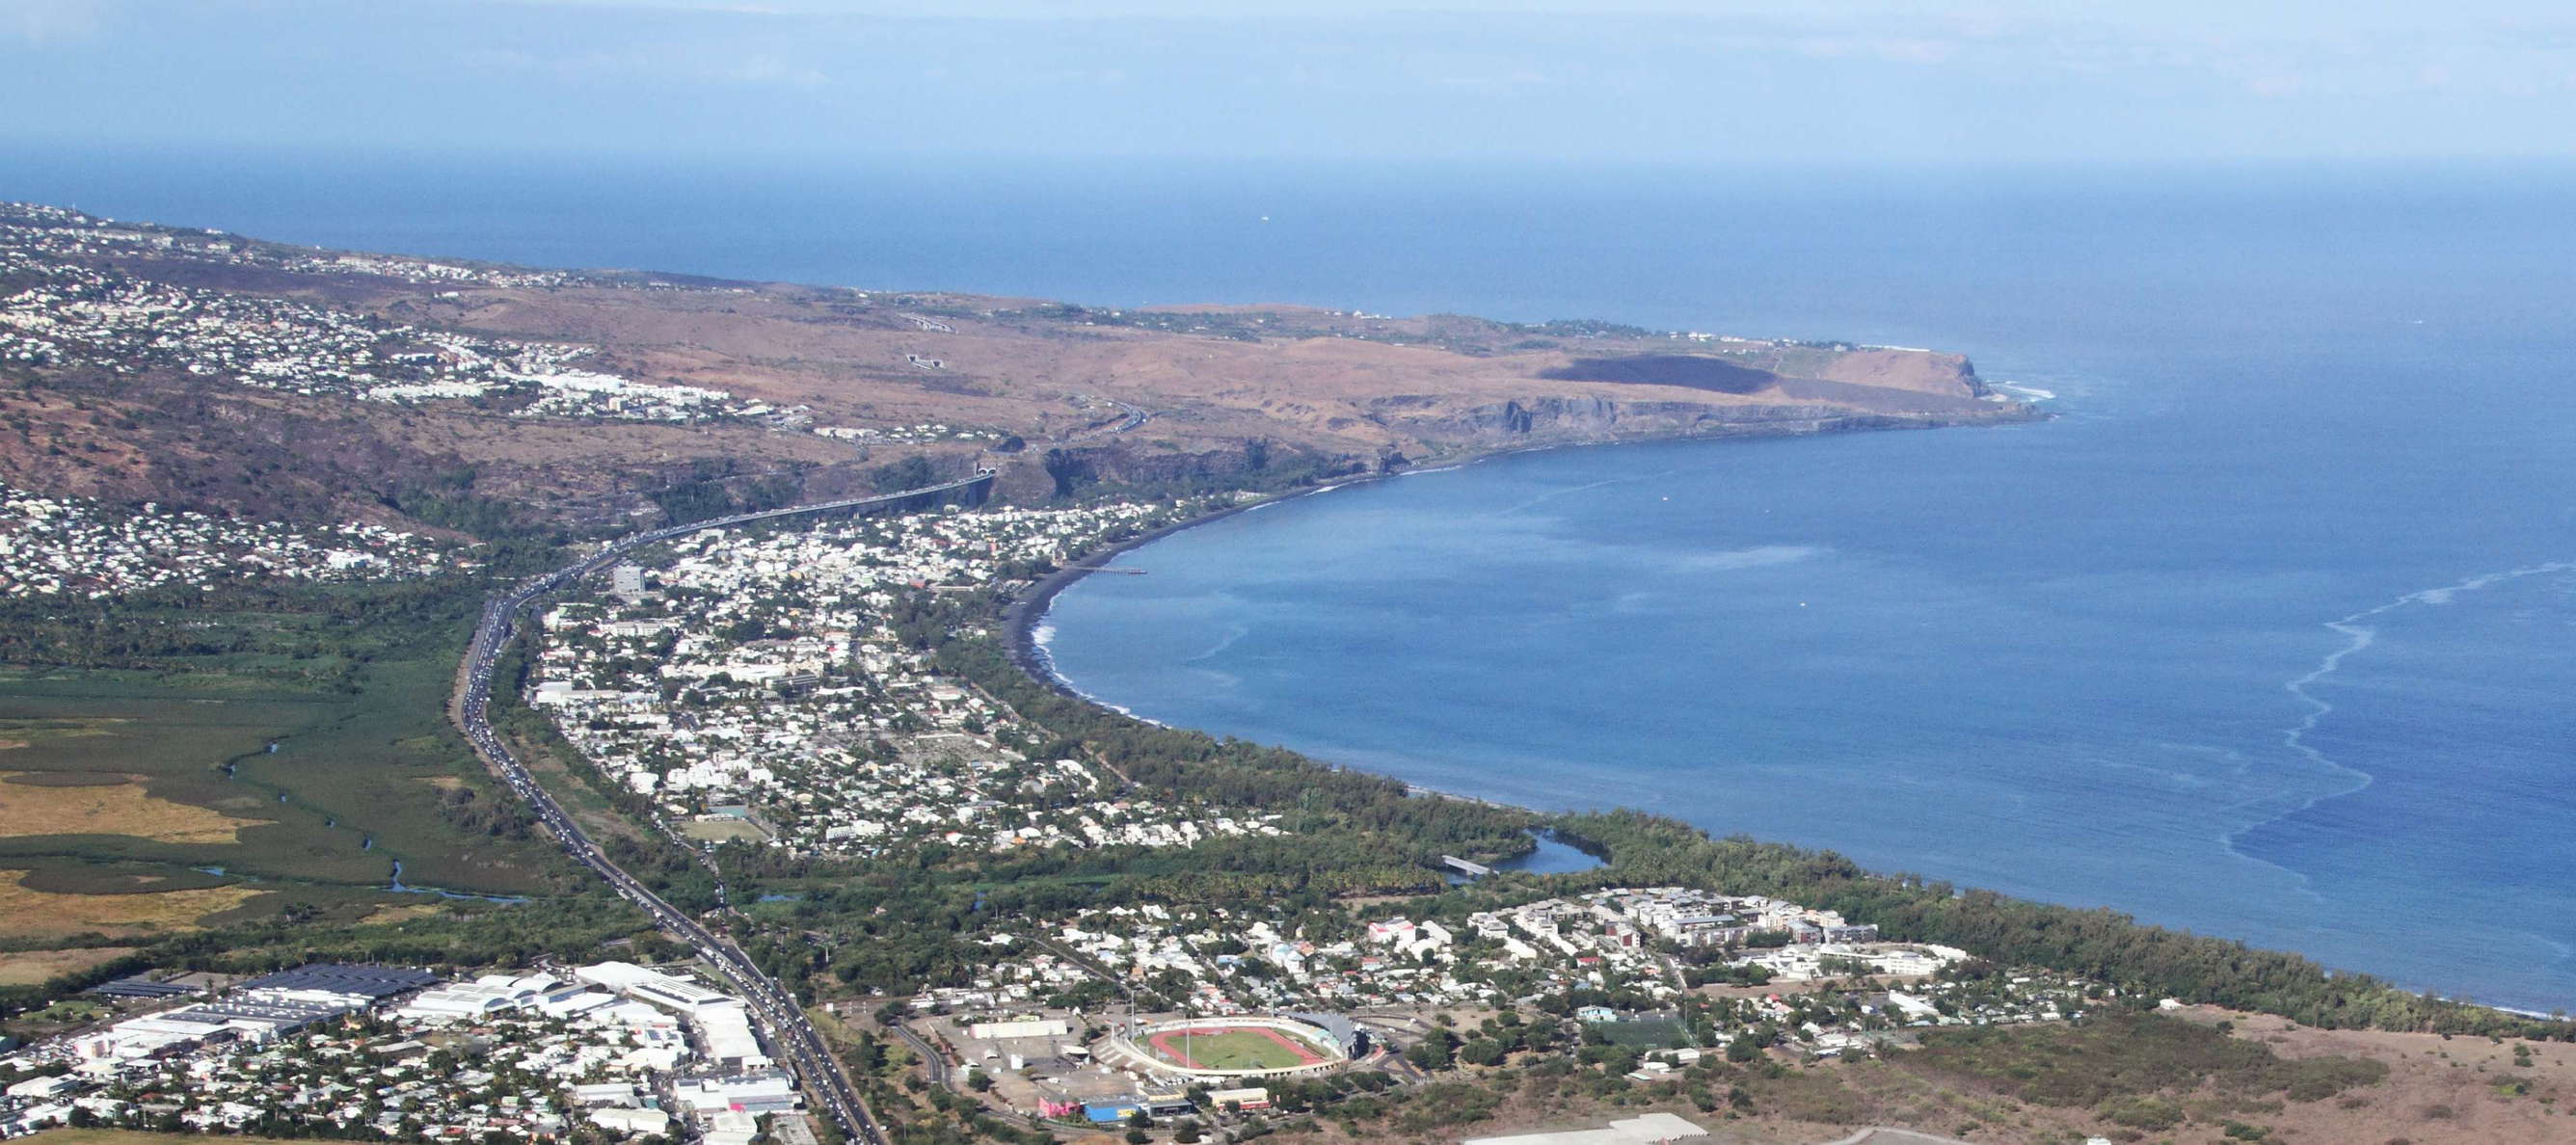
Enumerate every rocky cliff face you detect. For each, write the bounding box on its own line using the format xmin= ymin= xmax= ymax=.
xmin=1374 ymin=391 xmax=2025 ymax=450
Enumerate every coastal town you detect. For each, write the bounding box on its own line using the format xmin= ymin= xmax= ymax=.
xmin=1 ymin=190 xmax=2564 ymax=1145
xmin=523 ymin=498 xmax=1291 ymax=858
xmin=486 ymin=492 xmax=2133 ymax=1138
xmin=0 ymin=413 xmax=2541 ymax=1144
xmin=0 ymin=464 xmax=2150 ymax=1142
xmin=0 ymin=423 xmax=2488 ymax=1145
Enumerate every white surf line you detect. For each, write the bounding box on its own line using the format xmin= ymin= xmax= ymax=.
xmin=2209 ymin=559 xmax=2575 ymax=902
xmin=1185 ymin=622 xmax=1253 ymax=664
xmin=2229 ymin=560 xmax=2576 ymax=885
xmin=2282 ymin=559 xmax=2576 ymax=791
xmin=1989 ymin=381 xmax=2057 ymax=401
xmin=1478 ymin=456 xmax=1741 ymax=519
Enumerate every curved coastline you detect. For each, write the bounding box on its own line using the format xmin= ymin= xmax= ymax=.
xmin=986 ymin=408 xmax=2576 ymax=1023
xmin=1000 ymin=409 xmax=2038 ymax=812
xmin=1005 ymin=408 xmax=2039 ymax=698
xmin=1006 ymin=492 xmax=1286 ymax=706
xmin=1001 ymin=479 xmax=1552 ymax=825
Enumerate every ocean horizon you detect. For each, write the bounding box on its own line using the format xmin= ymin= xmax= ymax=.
xmin=10 ymin=147 xmax=2571 ymax=1012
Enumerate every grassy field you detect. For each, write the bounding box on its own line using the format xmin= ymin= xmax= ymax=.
xmin=22 ymin=1131 xmax=301 ymax=1145
xmin=0 ymin=866 xmax=264 ymax=940
xmin=0 ymin=580 xmax=578 ymax=963
xmin=0 ymin=655 xmax=559 ymax=895
xmin=0 ymin=945 xmax=137 ymax=986
xmin=678 ymin=818 xmax=771 ymax=843
xmin=1143 ymin=1025 xmax=1332 ymax=1072
xmin=0 ymin=770 xmax=265 ymax=844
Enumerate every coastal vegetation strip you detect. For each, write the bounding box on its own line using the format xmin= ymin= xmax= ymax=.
xmin=1543 ymin=812 xmax=2568 ymax=1037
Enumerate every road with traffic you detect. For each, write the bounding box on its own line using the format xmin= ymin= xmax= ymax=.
xmin=452 ymin=472 xmax=994 ymax=1145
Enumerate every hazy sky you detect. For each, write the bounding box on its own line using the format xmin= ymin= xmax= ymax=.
xmin=6 ymin=0 xmax=2573 ymax=163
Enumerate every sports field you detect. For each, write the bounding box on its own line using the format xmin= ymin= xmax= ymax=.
xmin=1141 ymin=1025 xmax=1331 ymax=1072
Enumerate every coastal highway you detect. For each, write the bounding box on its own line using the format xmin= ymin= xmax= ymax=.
xmin=452 ymin=472 xmax=994 ymax=1145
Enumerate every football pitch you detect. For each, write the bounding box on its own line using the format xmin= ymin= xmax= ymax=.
xmin=1143 ymin=1025 xmax=1330 ymax=1072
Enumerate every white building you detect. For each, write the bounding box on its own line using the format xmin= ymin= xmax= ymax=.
xmin=576 ymin=962 xmax=738 ymax=1014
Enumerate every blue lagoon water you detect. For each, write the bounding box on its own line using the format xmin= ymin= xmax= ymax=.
xmin=8 ymin=150 xmax=2571 ymax=1009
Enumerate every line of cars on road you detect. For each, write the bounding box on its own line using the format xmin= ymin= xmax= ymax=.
xmin=455 ymin=472 xmax=996 ymax=1145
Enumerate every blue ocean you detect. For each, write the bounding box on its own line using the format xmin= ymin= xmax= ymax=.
xmin=10 ymin=148 xmax=2573 ymax=1011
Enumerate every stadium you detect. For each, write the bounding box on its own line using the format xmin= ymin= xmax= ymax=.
xmin=1100 ymin=1013 xmax=1359 ymax=1080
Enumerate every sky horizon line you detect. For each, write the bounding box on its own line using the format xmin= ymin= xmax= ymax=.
xmin=9 ymin=1 xmax=2575 ymax=166
xmin=13 ymin=135 xmax=2576 ymax=171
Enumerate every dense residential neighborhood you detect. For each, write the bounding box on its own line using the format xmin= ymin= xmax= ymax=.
xmin=1 ymin=204 xmax=786 ymax=424
xmin=0 ymin=483 xmax=458 ymax=598
xmin=921 ymin=888 xmax=2053 ymax=1037
xmin=525 ymin=501 xmax=1286 ymax=859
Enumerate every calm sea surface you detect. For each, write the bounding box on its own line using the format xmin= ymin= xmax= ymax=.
xmin=10 ymin=149 xmax=2572 ymax=1010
